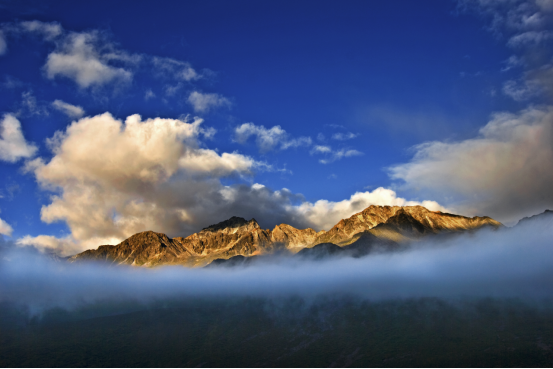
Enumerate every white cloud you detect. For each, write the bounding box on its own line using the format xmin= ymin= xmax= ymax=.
xmin=44 ymin=31 xmax=134 ymax=88
xmin=389 ymin=106 xmax=553 ymax=224
xmin=234 ymin=123 xmax=312 ymax=152
xmin=16 ymin=235 xmax=83 ymax=256
xmin=310 ymin=145 xmax=363 ymax=164
xmin=0 ymin=30 xmax=6 ymax=55
xmin=0 ymin=216 xmax=13 ymax=236
xmin=0 ymin=114 xmax=37 ymax=162
xmin=187 ymin=91 xmax=231 ymax=113
xmin=20 ymin=112 xmax=449 ymax=256
xmin=331 ymin=132 xmax=358 ymax=140
xmin=295 ymin=187 xmax=449 ymax=232
xmin=51 ymin=100 xmax=85 ymax=119
xmin=19 ymin=20 xmax=63 ymax=41
xmin=310 ymin=145 xmax=332 ymax=154
xmin=23 ymin=112 xmax=266 ymax=254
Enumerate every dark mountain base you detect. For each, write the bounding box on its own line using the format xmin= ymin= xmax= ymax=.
xmin=1 ymin=297 xmax=553 ymax=367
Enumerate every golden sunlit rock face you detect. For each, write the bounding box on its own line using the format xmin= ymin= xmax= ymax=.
xmin=69 ymin=205 xmax=502 ymax=267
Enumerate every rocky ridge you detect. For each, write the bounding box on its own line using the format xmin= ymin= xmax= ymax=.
xmin=69 ymin=205 xmax=502 ymax=267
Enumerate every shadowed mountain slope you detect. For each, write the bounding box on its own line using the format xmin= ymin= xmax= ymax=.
xmin=69 ymin=205 xmax=503 ymax=267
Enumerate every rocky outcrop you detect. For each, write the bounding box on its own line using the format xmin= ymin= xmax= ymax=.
xmin=69 ymin=205 xmax=503 ymax=267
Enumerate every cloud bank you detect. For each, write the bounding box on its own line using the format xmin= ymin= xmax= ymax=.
xmin=2 ymin=219 xmax=553 ymax=311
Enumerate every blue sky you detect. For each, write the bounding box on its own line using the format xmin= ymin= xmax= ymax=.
xmin=0 ymin=0 xmax=552 ymax=255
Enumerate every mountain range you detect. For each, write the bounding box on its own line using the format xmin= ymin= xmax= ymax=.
xmin=69 ymin=205 xmax=503 ymax=267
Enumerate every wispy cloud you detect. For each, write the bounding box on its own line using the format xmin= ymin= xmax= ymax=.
xmin=51 ymin=100 xmax=84 ymax=119
xmin=331 ymin=132 xmax=358 ymax=140
xmin=20 ymin=91 xmax=48 ymax=116
xmin=0 ymin=30 xmax=6 ymax=55
xmin=310 ymin=145 xmax=363 ymax=164
xmin=187 ymin=91 xmax=231 ymax=113
xmin=152 ymin=57 xmax=202 ymax=82
xmin=234 ymin=123 xmax=312 ymax=152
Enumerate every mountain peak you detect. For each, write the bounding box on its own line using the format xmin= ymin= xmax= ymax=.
xmin=516 ymin=209 xmax=553 ymax=226
xmin=201 ymin=216 xmax=260 ymax=233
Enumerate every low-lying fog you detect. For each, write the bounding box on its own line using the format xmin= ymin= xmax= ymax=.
xmin=1 ymin=216 xmax=552 ymax=313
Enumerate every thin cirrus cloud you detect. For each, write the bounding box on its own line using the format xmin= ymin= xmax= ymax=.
xmin=234 ymin=122 xmax=312 ymax=153
xmin=152 ymin=57 xmax=202 ymax=82
xmin=51 ymin=100 xmax=85 ymax=119
xmin=187 ymin=91 xmax=231 ymax=113
xmin=0 ymin=114 xmax=37 ymax=163
xmin=0 ymin=30 xmax=6 ymax=55
xmin=310 ymin=145 xmax=363 ymax=164
xmin=331 ymin=132 xmax=359 ymax=140
xmin=20 ymin=91 xmax=48 ymax=116
xmin=507 ymin=30 xmax=553 ymax=47
xmin=460 ymin=0 xmax=553 ymax=101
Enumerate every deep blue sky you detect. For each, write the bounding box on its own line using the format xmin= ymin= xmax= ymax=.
xmin=1 ymin=0 xmax=549 ymax=251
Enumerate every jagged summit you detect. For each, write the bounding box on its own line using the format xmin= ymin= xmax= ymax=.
xmin=201 ymin=216 xmax=260 ymax=233
xmin=516 ymin=209 xmax=553 ymax=227
xmin=69 ymin=205 xmax=504 ymax=267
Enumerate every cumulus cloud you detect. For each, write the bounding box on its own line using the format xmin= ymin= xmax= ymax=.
xmin=51 ymin=100 xmax=85 ymax=119
xmin=44 ymin=31 xmax=134 ymax=88
xmin=310 ymin=145 xmax=363 ymax=164
xmin=234 ymin=123 xmax=312 ymax=153
xmin=0 ymin=30 xmax=6 ymax=55
xmin=0 ymin=216 xmax=13 ymax=236
xmin=389 ymin=106 xmax=553 ymax=224
xmin=19 ymin=111 xmax=449 ymax=256
xmin=21 ymin=112 xmax=270 ymax=254
xmin=0 ymin=114 xmax=37 ymax=162
xmin=187 ymin=91 xmax=231 ymax=113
